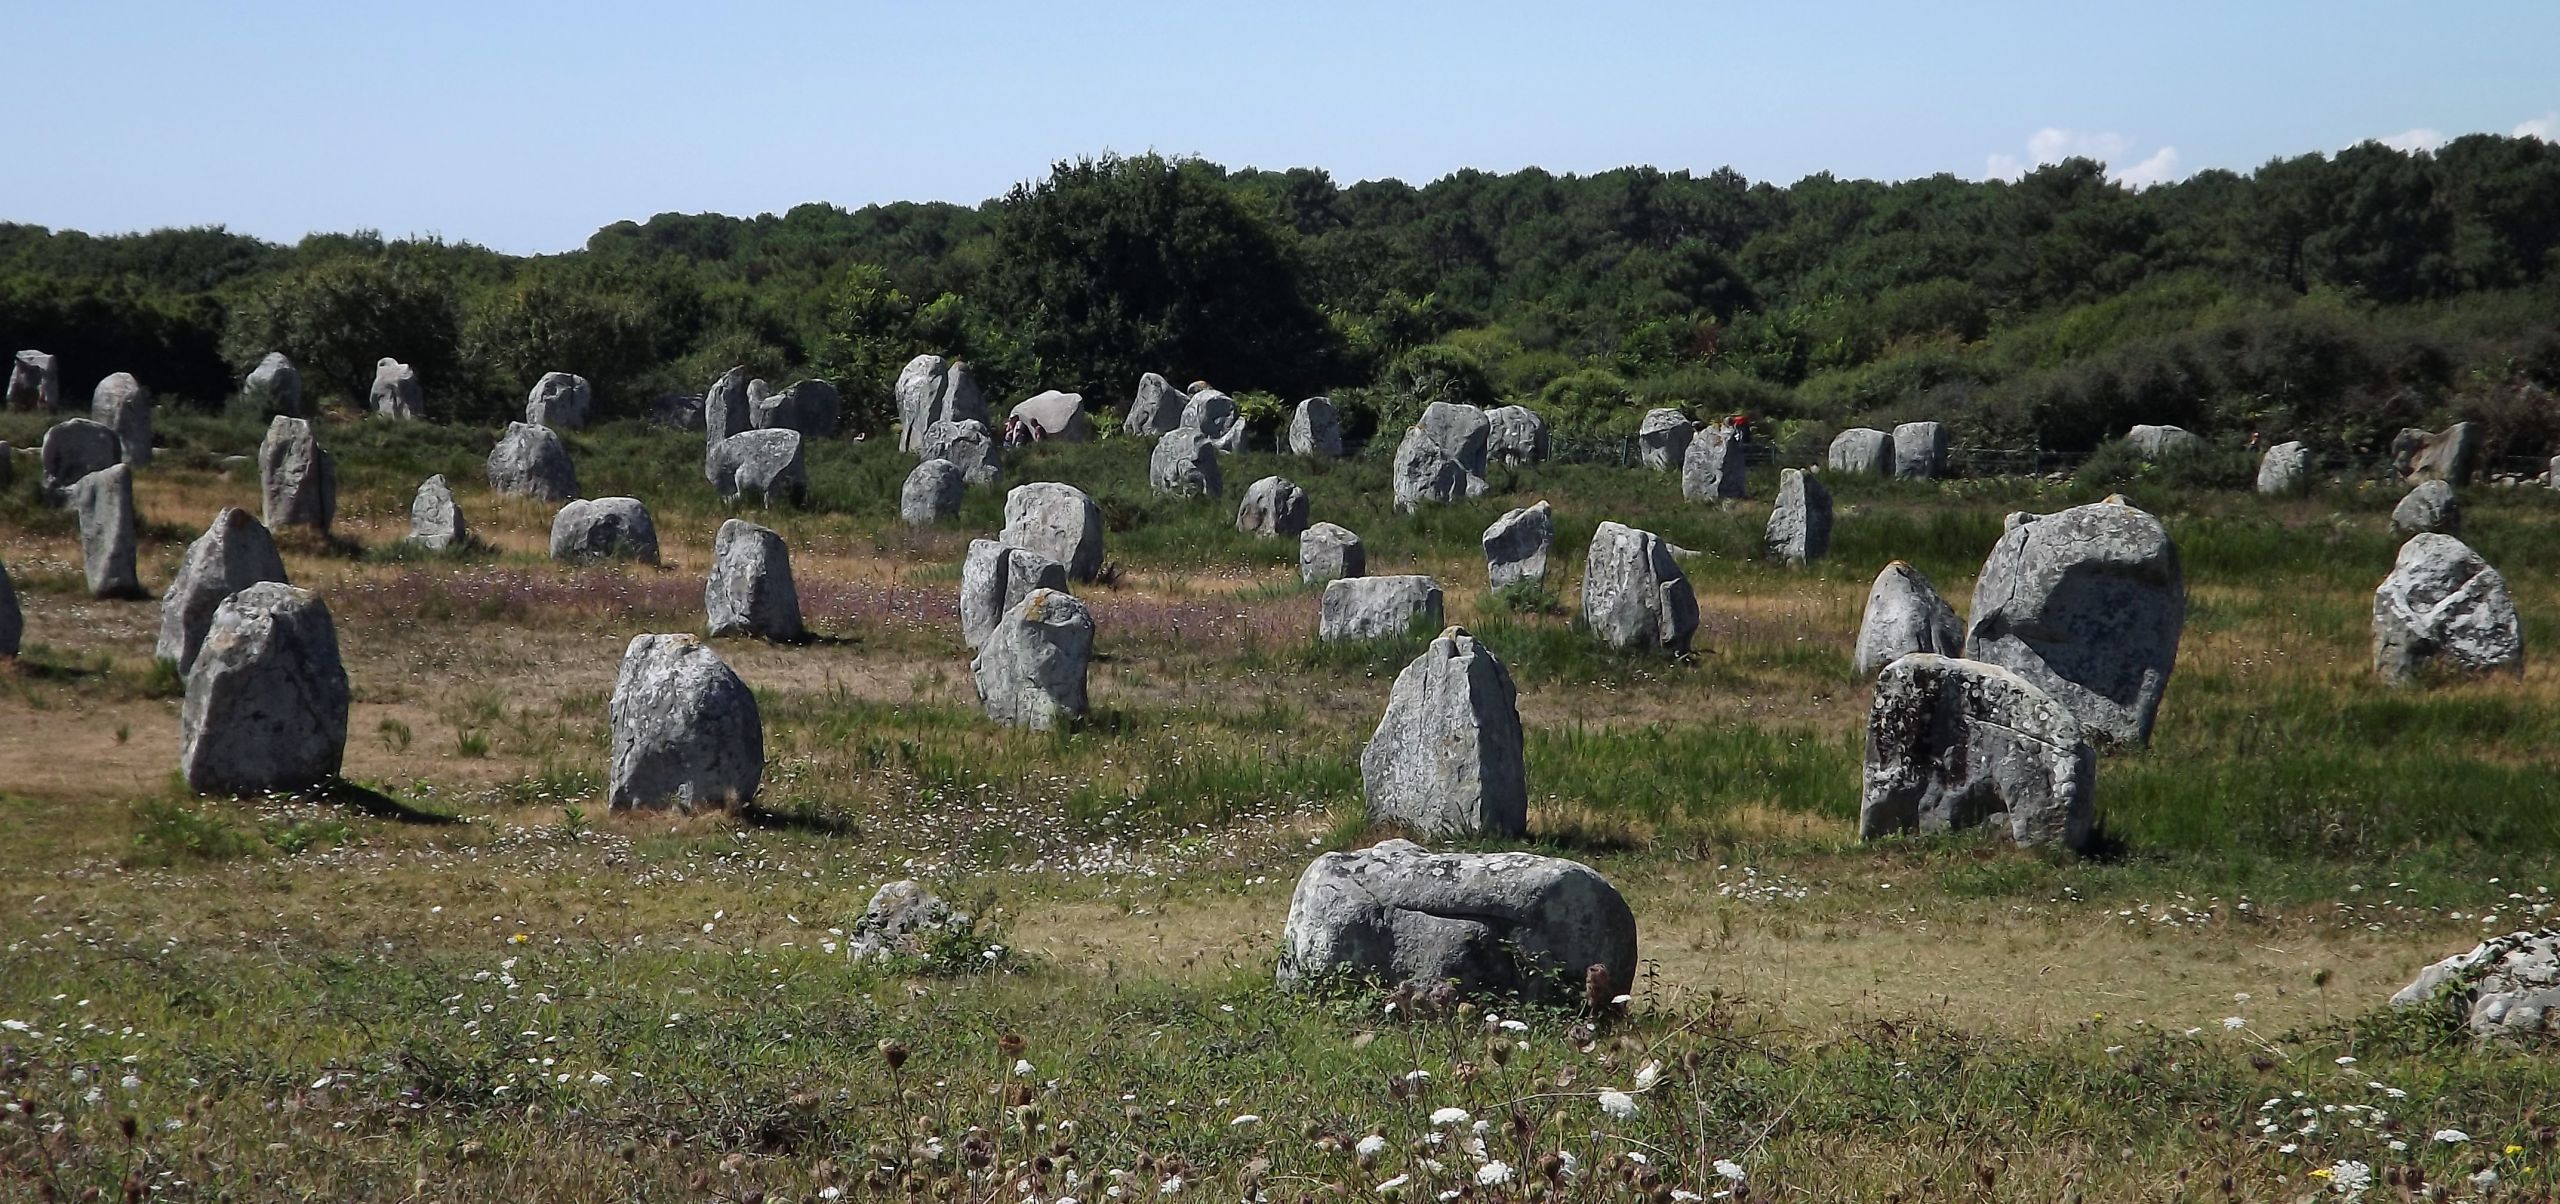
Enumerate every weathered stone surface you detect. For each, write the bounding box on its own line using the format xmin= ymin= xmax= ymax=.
xmin=550 ymin=497 xmax=660 ymax=564
xmin=2390 ymin=479 xmax=2459 ymax=536
xmin=1181 ymin=388 xmax=1241 ymax=452
xmin=1853 ymin=561 xmax=1964 ymax=677
xmin=2391 ymin=931 xmax=2560 ymax=1045
xmin=960 ymin=538 xmax=1070 ymax=650
xmin=1126 ymin=372 xmax=1186 ymax=437
xmin=71 ymin=465 xmax=143 ymax=599
xmin=1637 ymin=408 xmax=1692 ymax=472
xmin=1482 ymin=501 xmax=1554 ymax=592
xmin=1001 ymin=482 xmax=1104 ymax=581
xmin=1391 ymin=402 xmax=1491 ymax=513
xmin=896 ymin=355 xmax=986 ymax=452
xmin=1860 ymin=653 xmax=2097 ymax=851
xmin=846 ymin=880 xmax=969 ymax=962
xmin=608 ymin=633 xmax=762 ymax=812
xmin=1149 ymin=428 xmax=1222 ymax=496
xmin=921 ymin=419 xmax=1000 ymax=486
xmin=1580 ymin=521 xmax=1698 ymax=653
xmin=2549 ymin=454 xmax=2560 ymax=489
xmin=755 ymin=379 xmax=841 ymax=437
xmin=406 ymin=475 xmax=466 ymax=550
xmin=1828 ymin=428 xmax=1894 ymax=476
xmin=369 ymin=358 xmax=423 ymax=420
xmin=1765 ymin=469 xmax=1833 ymax=564
xmin=2373 ymin=533 xmax=2522 ymax=685
xmin=525 ymin=371 xmax=590 ymax=429
xmin=40 ymin=418 xmax=121 ymax=503
xmin=486 ymin=421 xmax=578 ymax=501
xmin=971 ymin=588 xmax=1092 ymax=730
xmin=1009 ymin=390 xmax=1090 ymax=442
xmin=1485 ymin=405 xmax=1549 ymax=465
xmin=0 ymin=557 xmax=18 ymax=657
xmin=899 ymin=459 xmax=966 ymax=526
xmin=1680 ymin=426 xmax=1746 ymax=501
xmin=9 ymin=350 xmax=58 ymax=410
xmin=2124 ymin=424 xmax=2201 ymax=462
xmin=704 ymin=366 xmax=754 ymax=449
xmin=2257 ymin=441 xmax=2312 ymax=494
xmin=157 ymin=508 xmax=288 ymax=674
xmin=1892 ymin=421 xmax=1947 ymax=479
xmin=178 ymin=582 xmax=348 ymax=794
xmin=244 ymin=352 xmax=302 ymax=417
xmin=2401 ymin=421 xmax=2480 ymax=484
xmin=1300 ymin=523 xmax=1366 ymax=585
xmin=1966 ymin=497 xmax=2185 ymax=748
xmin=1237 ymin=475 xmax=1311 ymax=538
xmin=90 ymin=372 xmax=152 ymax=467
xmin=748 ymin=379 xmax=770 ymax=407
xmin=1320 ymin=575 xmax=1443 ymax=643
xmin=1361 ymin=628 xmax=1527 ymax=839
xmin=259 ymin=416 xmax=336 ymax=532
xmin=707 ymin=428 xmax=808 ymax=506
xmin=705 ymin=519 xmax=805 ymax=642
xmin=1278 ymin=839 xmax=1637 ymax=1003
xmin=1289 ymin=396 xmax=1343 ymax=458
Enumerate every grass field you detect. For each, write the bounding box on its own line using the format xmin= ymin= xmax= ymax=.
xmin=2 ymin=409 xmax=2557 ymax=1201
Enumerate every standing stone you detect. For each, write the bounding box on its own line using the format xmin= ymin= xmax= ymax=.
xmin=1853 ymin=561 xmax=1964 ymax=677
xmin=1763 ymin=468 xmax=1833 ymax=564
xmin=2373 ymin=533 xmax=2522 ymax=685
xmin=960 ymin=539 xmax=1070 ymax=649
xmin=2257 ymin=441 xmax=2312 ymax=495
xmin=369 ymin=358 xmax=423 ymax=420
xmin=922 ymin=419 xmax=1000 ymax=486
xmin=2391 ymin=931 xmax=2560 ymax=1045
xmin=1482 ymin=501 xmax=1554 ymax=592
xmin=0 ymin=557 xmax=18 ymax=657
xmin=1860 ymin=653 xmax=2097 ymax=851
xmin=406 ymin=475 xmax=467 ymax=550
xmin=707 ymin=428 xmax=808 ymax=506
xmin=40 ymin=418 xmax=122 ymax=504
xmin=71 ymin=465 xmax=144 ymax=599
xmin=1360 ymin=627 xmax=1527 ymax=839
xmin=9 ymin=350 xmax=59 ymax=410
xmin=1637 ymin=409 xmax=1692 ymax=472
xmin=1681 ymin=426 xmax=1746 ymax=501
xmin=1009 ymin=390 xmax=1091 ymax=442
xmin=1126 ymin=372 xmax=1187 ymax=437
xmin=2548 ymin=454 xmax=2560 ymax=489
xmin=259 ymin=416 xmax=336 ymax=532
xmin=526 ymin=371 xmax=591 ymax=429
xmin=1485 ymin=405 xmax=1549 ymax=465
xmin=2125 ymin=424 xmax=2201 ymax=462
xmin=178 ymin=583 xmax=349 ymax=794
xmin=1289 ymin=396 xmax=1343 ymax=458
xmin=755 ymin=379 xmax=842 ymax=437
xmin=1000 ymin=482 xmax=1105 ymax=582
xmin=900 ymin=459 xmax=967 ymax=526
xmin=747 ymin=379 xmax=771 ymax=408
xmin=1390 ymin=402 xmax=1491 ymax=513
xmin=1828 ymin=428 xmax=1894 ymax=476
xmin=1181 ymin=388 xmax=1243 ymax=452
xmin=2390 ymin=479 xmax=2459 ymax=536
xmin=245 ymin=353 xmax=303 ymax=417
xmin=1300 ymin=523 xmax=1365 ymax=586
xmin=90 ymin=373 xmax=152 ymax=468
xmin=1892 ymin=421 xmax=1947 ymax=479
xmin=1149 ymin=428 xmax=1222 ymax=497
xmin=1319 ymin=575 xmax=1443 ymax=642
xmin=156 ymin=508 xmax=288 ymax=674
xmin=550 ymin=498 xmax=660 ymax=564
xmin=704 ymin=366 xmax=754 ymax=448
xmin=896 ymin=355 xmax=987 ymax=452
xmin=608 ymin=633 xmax=763 ymax=812
xmin=1237 ymin=476 xmax=1311 ymax=538
xmin=486 ymin=421 xmax=579 ymax=501
xmin=1966 ymin=497 xmax=2184 ymax=748
xmin=1580 ymin=521 xmax=1698 ymax=653
xmin=2403 ymin=422 xmax=2480 ymax=485
xmin=1278 ymin=839 xmax=1637 ymax=1003
xmin=971 ymin=588 xmax=1092 ymax=730
xmin=705 ymin=519 xmax=805 ymax=642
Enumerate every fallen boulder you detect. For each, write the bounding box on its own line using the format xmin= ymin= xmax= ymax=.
xmin=1320 ymin=575 xmax=1443 ymax=642
xmin=1860 ymin=653 xmax=2097 ymax=851
xmin=1278 ymin=839 xmax=1637 ymax=1004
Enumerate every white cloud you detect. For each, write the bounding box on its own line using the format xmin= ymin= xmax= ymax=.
xmin=2516 ymin=113 xmax=2560 ymax=142
xmin=2379 ymin=127 xmax=2449 ymax=153
xmin=2115 ymin=146 xmax=2181 ymax=188
xmin=1983 ymin=128 xmax=2183 ymax=189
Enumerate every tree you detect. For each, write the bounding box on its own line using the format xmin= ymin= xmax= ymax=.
xmin=224 ymin=255 xmax=463 ymax=410
xmin=461 ymin=260 xmax=681 ymax=421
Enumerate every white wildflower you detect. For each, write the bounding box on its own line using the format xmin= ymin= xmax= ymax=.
xmin=1356 ymin=1135 xmax=1388 ymax=1159
xmin=1230 ymin=1115 xmax=1260 ymax=1127
xmin=2433 ymin=1129 xmax=2471 ymax=1143
xmin=2223 ymin=1017 xmax=2246 ymax=1030
xmin=2471 ymin=1169 xmax=2500 ymax=1189
xmin=1159 ymin=1174 xmax=1183 ymax=1195
xmin=1475 ymin=1162 xmax=1514 ymax=1187
xmin=1373 ymin=1175 xmax=1409 ymax=1196
xmin=1714 ymin=1160 xmax=1745 ymax=1182
xmin=1014 ymin=1059 xmax=1035 ymax=1076
xmin=2324 ymin=1159 xmax=2371 ymax=1196
xmin=1632 ymin=1060 xmax=1662 ymax=1090
xmin=1598 ymin=1090 xmax=1640 ymax=1119
xmin=1429 ymin=1107 xmax=1471 ymax=1126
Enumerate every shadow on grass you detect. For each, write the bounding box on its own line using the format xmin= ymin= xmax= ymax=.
xmin=740 ymin=803 xmax=860 ymax=836
xmin=322 ymin=778 xmax=463 ymax=825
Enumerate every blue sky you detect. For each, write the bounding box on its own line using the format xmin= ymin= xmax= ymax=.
xmin=8 ymin=1 xmax=2554 ymax=255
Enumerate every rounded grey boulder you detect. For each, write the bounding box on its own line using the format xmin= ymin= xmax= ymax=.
xmin=1680 ymin=426 xmax=1745 ymax=501
xmin=1827 ymin=428 xmax=1893 ymax=476
xmin=245 ymin=352 xmax=303 ymax=417
xmin=1288 ymin=396 xmax=1342 ymax=458
xmin=2124 ymin=424 xmax=2200 ymax=462
xmin=525 ymin=371 xmax=591 ymax=429
xmin=178 ymin=582 xmax=348 ymax=794
xmin=90 ymin=372 xmax=152 ymax=468
xmin=2391 ymin=931 xmax=2560 ymax=1044
xmin=1300 ymin=523 xmax=1365 ymax=586
xmin=2373 ymin=532 xmax=2521 ymax=685
xmin=1580 ymin=520 xmax=1698 ymax=653
xmin=970 ymin=588 xmax=1092 ymax=731
xmin=1361 ymin=627 xmax=1526 ymax=839
xmin=2256 ymin=441 xmax=2312 ymax=495
xmin=1180 ymin=387 xmax=1242 ymax=451
xmin=1482 ymin=501 xmax=1554 ymax=592
xmin=259 ymin=416 xmax=336 ymax=532
xmin=1320 ymin=575 xmax=1443 ymax=643
xmin=921 ymin=419 xmax=1000 ymax=486
xmin=72 ymin=464 xmax=144 ymax=599
xmin=157 ymin=508 xmax=289 ymax=675
xmin=2390 ymin=479 xmax=2459 ymax=536
xmin=1852 ymin=561 xmax=1963 ymax=677
xmin=40 ymin=418 xmax=121 ymax=504
xmin=1009 ymin=390 xmax=1090 ymax=442
xmin=1000 ymin=482 xmax=1104 ymax=582
xmin=1891 ymin=421 xmax=1947 ymax=479
xmin=1390 ymin=402 xmax=1491 ymax=513
xmin=705 ymin=519 xmax=805 ymax=642
xmin=550 ymin=497 xmax=660 ymax=564
xmin=487 ymin=421 xmax=579 ymax=501
xmin=708 ymin=428 xmax=808 ymax=506
xmin=1966 ymin=497 xmax=2184 ymax=749
xmin=1278 ymin=839 xmax=1637 ymax=1003
xmin=1237 ymin=475 xmax=1311 ymax=538
xmin=406 ymin=475 xmax=467 ymax=551
xmin=899 ymin=458 xmax=967 ymax=526
xmin=1764 ymin=468 xmax=1832 ymax=564
xmin=1149 ymin=428 xmax=1222 ymax=497
xmin=369 ymin=358 xmax=423 ymax=420
xmin=1485 ymin=405 xmax=1549 ymax=465
xmin=1636 ymin=408 xmax=1691 ymax=472
xmin=608 ymin=633 xmax=763 ymax=812
xmin=1861 ymin=653 xmax=2096 ymax=852
xmin=961 ymin=538 xmax=1070 ymax=650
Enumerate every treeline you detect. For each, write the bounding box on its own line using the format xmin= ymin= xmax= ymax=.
xmin=5 ymin=135 xmax=2558 ymax=458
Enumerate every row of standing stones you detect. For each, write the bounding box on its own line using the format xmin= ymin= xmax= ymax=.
xmin=6 ymin=351 xmax=2549 ymax=1028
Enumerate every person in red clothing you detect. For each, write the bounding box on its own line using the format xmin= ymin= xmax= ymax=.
xmin=1727 ymin=413 xmax=1751 ymax=444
